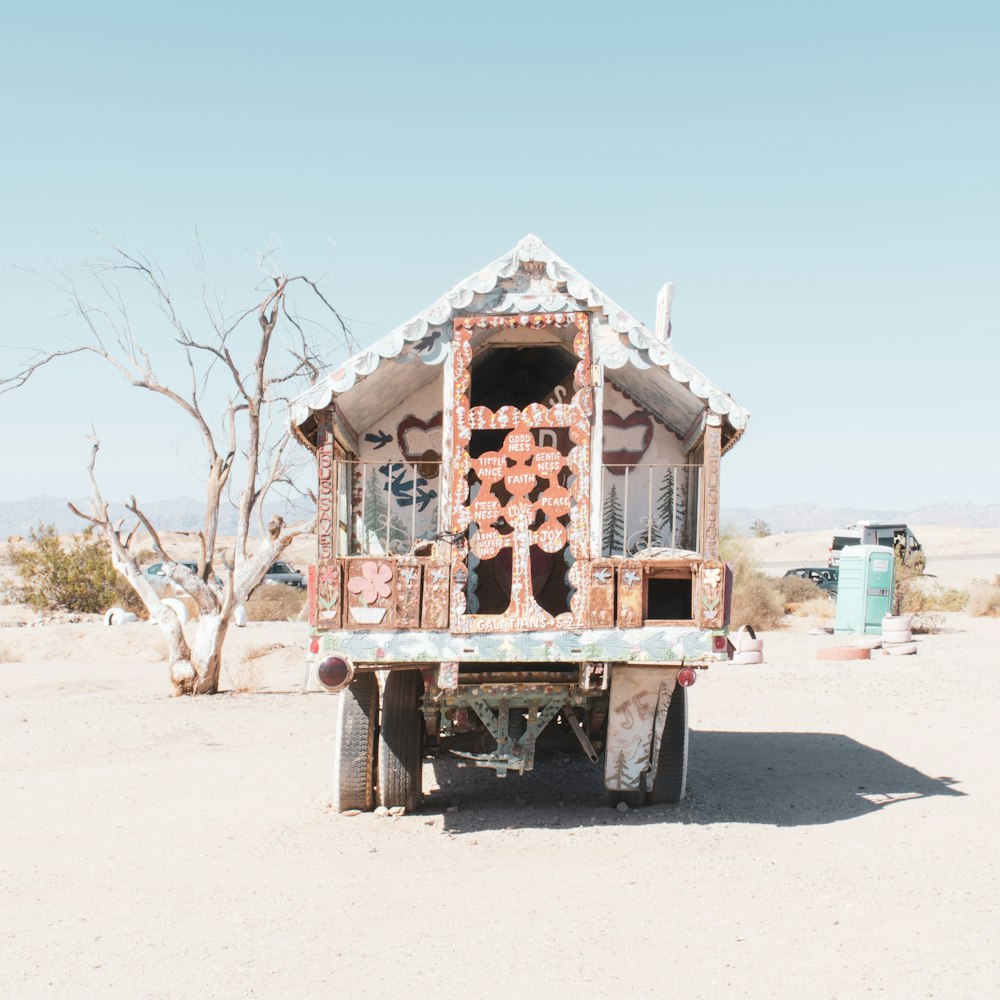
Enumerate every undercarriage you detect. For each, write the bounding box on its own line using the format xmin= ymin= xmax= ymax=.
xmin=327 ymin=657 xmax=695 ymax=812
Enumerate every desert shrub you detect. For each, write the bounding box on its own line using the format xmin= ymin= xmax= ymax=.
xmin=4 ymin=523 xmax=146 ymax=616
xmin=968 ymin=576 xmax=1000 ymax=618
xmin=730 ymin=575 xmax=784 ymax=630
xmin=225 ymin=649 xmax=264 ymax=693
xmin=902 ymin=579 xmax=969 ymax=614
xmin=792 ymin=597 xmax=836 ymax=621
xmin=246 ymin=583 xmax=308 ymax=622
xmin=775 ymin=575 xmax=824 ymax=606
xmin=0 ymin=646 xmax=16 ymax=663
xmin=224 ymin=642 xmax=285 ymax=693
xmin=909 ymin=612 xmax=944 ymax=635
xmin=719 ymin=531 xmax=757 ymax=581
xmin=720 ymin=532 xmax=784 ymax=631
xmin=893 ymin=550 xmax=932 ymax=615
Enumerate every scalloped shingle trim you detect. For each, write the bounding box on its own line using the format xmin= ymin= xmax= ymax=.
xmin=290 ymin=234 xmax=748 ymax=434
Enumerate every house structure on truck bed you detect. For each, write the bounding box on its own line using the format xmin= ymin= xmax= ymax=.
xmin=290 ymin=234 xmax=749 ymax=812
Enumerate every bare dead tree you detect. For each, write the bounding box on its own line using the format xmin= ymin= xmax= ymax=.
xmin=1 ymin=236 xmax=353 ymax=695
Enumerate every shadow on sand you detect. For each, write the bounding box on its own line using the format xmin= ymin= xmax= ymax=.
xmin=423 ymin=729 xmax=964 ymax=835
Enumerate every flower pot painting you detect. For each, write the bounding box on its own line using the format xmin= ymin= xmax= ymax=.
xmin=346 ymin=560 xmax=394 ymax=628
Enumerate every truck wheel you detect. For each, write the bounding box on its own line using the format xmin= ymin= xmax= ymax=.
xmin=378 ymin=670 xmax=424 ymax=812
xmin=333 ymin=672 xmax=379 ymax=813
xmin=647 ymin=682 xmax=688 ymax=804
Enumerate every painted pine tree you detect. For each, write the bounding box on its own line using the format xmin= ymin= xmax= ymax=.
xmin=675 ymin=466 xmax=688 ymax=548
xmin=656 ymin=468 xmax=675 ymax=546
xmin=602 ymin=484 xmax=624 ymax=557
xmin=363 ymin=468 xmax=387 ymax=549
xmin=365 ymin=464 xmax=412 ymax=552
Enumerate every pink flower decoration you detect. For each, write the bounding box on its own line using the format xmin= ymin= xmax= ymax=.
xmin=319 ymin=566 xmax=339 ymax=585
xmin=347 ymin=561 xmax=393 ymax=605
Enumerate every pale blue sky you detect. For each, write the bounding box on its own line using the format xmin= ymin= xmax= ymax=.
xmin=1 ymin=1 xmax=997 ymax=510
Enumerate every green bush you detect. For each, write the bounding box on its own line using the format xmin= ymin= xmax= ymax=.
xmin=720 ymin=531 xmax=785 ymax=631
xmin=4 ymin=523 xmax=145 ymax=616
xmin=902 ymin=579 xmax=969 ymax=614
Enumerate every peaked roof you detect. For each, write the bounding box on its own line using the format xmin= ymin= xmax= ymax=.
xmin=291 ymin=234 xmax=748 ymax=450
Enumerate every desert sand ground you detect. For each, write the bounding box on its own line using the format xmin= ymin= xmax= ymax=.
xmin=2 ymin=532 xmax=1000 ymax=999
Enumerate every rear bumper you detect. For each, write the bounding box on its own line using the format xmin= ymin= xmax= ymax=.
xmin=311 ymin=624 xmax=729 ymax=667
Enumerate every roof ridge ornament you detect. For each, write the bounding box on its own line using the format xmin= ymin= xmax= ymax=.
xmin=655 ymin=282 xmax=674 ymax=343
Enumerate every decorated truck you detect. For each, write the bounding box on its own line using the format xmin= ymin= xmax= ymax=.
xmin=290 ymin=235 xmax=748 ymax=811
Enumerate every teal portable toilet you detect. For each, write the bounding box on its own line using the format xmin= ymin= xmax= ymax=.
xmin=834 ymin=545 xmax=895 ymax=634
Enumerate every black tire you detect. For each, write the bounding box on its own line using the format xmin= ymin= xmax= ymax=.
xmin=377 ymin=670 xmax=423 ymax=811
xmin=333 ymin=672 xmax=379 ymax=812
xmin=647 ymin=681 xmax=688 ymax=804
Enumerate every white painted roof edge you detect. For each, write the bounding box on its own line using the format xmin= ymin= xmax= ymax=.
xmin=289 ymin=233 xmax=749 ymax=437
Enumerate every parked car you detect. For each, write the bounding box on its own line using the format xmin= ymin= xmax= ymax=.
xmin=264 ymin=561 xmax=305 ymax=588
xmin=784 ymin=566 xmax=839 ymax=596
xmin=143 ymin=561 xmax=222 ymax=588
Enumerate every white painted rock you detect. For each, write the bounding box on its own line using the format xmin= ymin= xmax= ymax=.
xmin=233 ymin=605 xmax=249 ymax=627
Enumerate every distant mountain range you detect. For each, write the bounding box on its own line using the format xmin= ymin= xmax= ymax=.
xmin=722 ymin=502 xmax=1000 ymax=534
xmin=2 ymin=495 xmax=999 ymax=538
xmin=0 ymin=495 xmax=313 ymax=539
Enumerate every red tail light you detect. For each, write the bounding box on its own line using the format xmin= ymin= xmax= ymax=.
xmin=677 ymin=666 xmax=697 ymax=688
xmin=317 ymin=655 xmax=354 ymax=693
xmin=713 ymin=635 xmax=728 ymax=651
xmin=309 ymin=639 xmax=320 ymax=655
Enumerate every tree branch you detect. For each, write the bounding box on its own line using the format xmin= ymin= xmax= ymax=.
xmin=126 ymin=495 xmax=172 ymax=562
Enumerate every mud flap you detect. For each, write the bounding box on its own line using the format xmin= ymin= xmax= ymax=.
xmin=603 ymin=666 xmax=680 ymax=792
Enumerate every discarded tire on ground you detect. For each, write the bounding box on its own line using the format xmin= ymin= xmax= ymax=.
xmin=734 ymin=624 xmax=763 ymax=653
xmin=817 ymin=646 xmax=871 ymax=661
xmin=883 ymin=614 xmax=912 ymax=629
xmin=161 ymin=597 xmax=189 ymax=624
xmin=103 ymin=608 xmax=138 ymax=626
xmin=882 ymin=619 xmax=911 ymax=632
xmin=851 ymin=635 xmax=883 ymax=649
xmin=883 ymin=640 xmax=918 ymax=656
xmin=883 ymin=633 xmax=913 ymax=645
xmin=732 ymin=650 xmax=764 ymax=664
xmin=882 ymin=615 xmax=913 ymax=642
